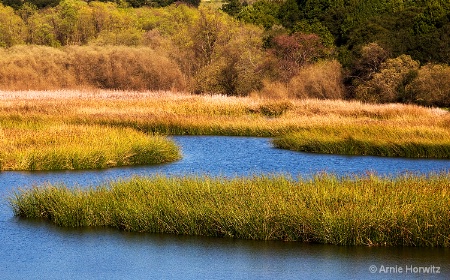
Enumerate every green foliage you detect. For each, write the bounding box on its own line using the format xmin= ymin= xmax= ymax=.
xmin=1 ymin=0 xmax=450 ymax=102
xmin=221 ymin=0 xmax=243 ymax=17
xmin=237 ymin=0 xmax=450 ymax=67
xmin=278 ymin=0 xmax=300 ymax=29
xmin=175 ymin=7 xmax=267 ymax=96
xmin=0 ymin=4 xmax=26 ymax=47
xmin=292 ymin=19 xmax=334 ymax=48
xmin=237 ymin=0 xmax=280 ymax=29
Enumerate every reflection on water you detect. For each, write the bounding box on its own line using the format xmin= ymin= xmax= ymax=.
xmin=0 ymin=136 xmax=449 ymax=279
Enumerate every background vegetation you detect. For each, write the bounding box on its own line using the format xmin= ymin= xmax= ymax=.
xmin=0 ymin=0 xmax=449 ymax=106
xmin=10 ymin=173 xmax=450 ymax=246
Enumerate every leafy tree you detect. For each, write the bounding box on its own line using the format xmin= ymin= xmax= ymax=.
xmin=51 ymin=0 xmax=96 ymax=45
xmin=0 ymin=4 xmax=26 ymax=47
xmin=292 ymin=19 xmax=334 ymax=49
xmin=221 ymin=0 xmax=244 ymax=17
xmin=190 ymin=9 xmax=266 ymax=95
xmin=269 ymin=32 xmax=329 ymax=82
xmin=278 ymin=0 xmax=301 ymax=29
xmin=355 ymin=55 xmax=420 ymax=103
xmin=26 ymin=9 xmax=61 ymax=46
xmin=407 ymin=63 xmax=450 ymax=107
xmin=237 ymin=0 xmax=280 ymax=29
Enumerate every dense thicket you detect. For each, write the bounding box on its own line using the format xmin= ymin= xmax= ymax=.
xmin=226 ymin=0 xmax=450 ymax=106
xmin=0 ymin=0 xmax=449 ymax=106
xmin=231 ymin=0 xmax=450 ymax=65
xmin=1 ymin=0 xmax=199 ymax=9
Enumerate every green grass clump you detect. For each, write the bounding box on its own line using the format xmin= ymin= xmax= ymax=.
xmin=0 ymin=122 xmax=180 ymax=170
xmin=10 ymin=173 xmax=450 ymax=247
xmin=273 ymin=125 xmax=450 ymax=158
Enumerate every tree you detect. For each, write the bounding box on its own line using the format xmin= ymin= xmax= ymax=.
xmin=355 ymin=54 xmax=420 ymax=103
xmin=407 ymin=63 xmax=450 ymax=107
xmin=221 ymin=0 xmax=244 ymax=17
xmin=278 ymin=0 xmax=301 ymax=29
xmin=237 ymin=1 xmax=280 ymax=29
xmin=0 ymin=4 xmax=26 ymax=47
xmin=269 ymin=32 xmax=330 ymax=81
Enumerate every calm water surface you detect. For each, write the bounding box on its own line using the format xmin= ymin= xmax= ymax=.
xmin=1 ymin=136 xmax=449 ymax=280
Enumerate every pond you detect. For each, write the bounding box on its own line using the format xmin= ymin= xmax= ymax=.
xmin=1 ymin=136 xmax=449 ymax=279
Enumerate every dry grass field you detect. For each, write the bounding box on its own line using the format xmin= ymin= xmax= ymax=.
xmin=1 ymin=89 xmax=449 ymax=159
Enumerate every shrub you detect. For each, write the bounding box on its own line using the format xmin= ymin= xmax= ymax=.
xmin=0 ymin=45 xmax=75 ymax=90
xmin=67 ymin=46 xmax=186 ymax=91
xmin=0 ymin=45 xmax=185 ymax=91
xmin=288 ymin=60 xmax=345 ymax=99
xmin=257 ymin=100 xmax=293 ymax=117
xmin=355 ymin=55 xmax=420 ymax=103
xmin=406 ymin=63 xmax=450 ymax=108
xmin=183 ymin=8 xmax=266 ymax=96
xmin=251 ymin=80 xmax=289 ymax=99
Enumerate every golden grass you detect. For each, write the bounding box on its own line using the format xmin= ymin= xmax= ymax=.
xmin=0 ymin=120 xmax=180 ymax=170
xmin=10 ymin=173 xmax=450 ymax=246
xmin=1 ymin=89 xmax=449 ymax=158
xmin=273 ymin=124 xmax=450 ymax=158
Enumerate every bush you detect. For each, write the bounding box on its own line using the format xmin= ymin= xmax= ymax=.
xmin=257 ymin=100 xmax=293 ymax=117
xmin=355 ymin=55 xmax=420 ymax=103
xmin=0 ymin=45 xmax=185 ymax=91
xmin=0 ymin=45 xmax=75 ymax=90
xmin=185 ymin=8 xmax=266 ymax=95
xmin=407 ymin=64 xmax=450 ymax=107
xmin=68 ymin=46 xmax=186 ymax=91
xmin=288 ymin=60 xmax=345 ymax=99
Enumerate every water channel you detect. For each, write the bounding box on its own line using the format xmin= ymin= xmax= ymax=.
xmin=1 ymin=136 xmax=449 ymax=279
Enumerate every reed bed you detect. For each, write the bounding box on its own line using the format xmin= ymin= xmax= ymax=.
xmin=273 ymin=125 xmax=450 ymax=158
xmin=1 ymin=90 xmax=449 ymax=157
xmin=10 ymin=173 xmax=450 ymax=247
xmin=0 ymin=121 xmax=180 ymax=170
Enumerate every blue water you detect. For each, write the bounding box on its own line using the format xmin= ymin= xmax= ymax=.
xmin=0 ymin=136 xmax=449 ymax=279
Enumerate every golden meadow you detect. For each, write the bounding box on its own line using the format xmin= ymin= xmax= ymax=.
xmin=1 ymin=90 xmax=449 ymax=161
xmin=3 ymin=90 xmax=450 ymax=246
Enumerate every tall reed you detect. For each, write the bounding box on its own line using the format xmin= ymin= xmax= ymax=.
xmin=273 ymin=124 xmax=450 ymax=158
xmin=0 ymin=121 xmax=180 ymax=170
xmin=10 ymin=173 xmax=450 ymax=247
xmin=1 ymin=90 xmax=449 ymax=157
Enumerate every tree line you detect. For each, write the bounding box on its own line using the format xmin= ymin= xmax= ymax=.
xmin=0 ymin=0 xmax=449 ymax=107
